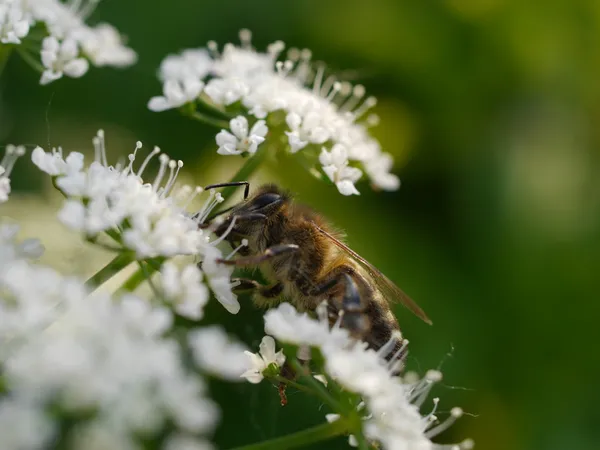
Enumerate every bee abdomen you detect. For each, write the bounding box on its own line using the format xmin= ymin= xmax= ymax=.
xmin=364 ymin=299 xmax=407 ymax=365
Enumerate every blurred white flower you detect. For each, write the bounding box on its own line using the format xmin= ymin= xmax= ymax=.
xmin=150 ymin=29 xmax=401 ymax=195
xmin=40 ymin=36 xmax=89 ymax=84
xmin=0 ymin=0 xmax=30 ymax=44
xmin=161 ymin=262 xmax=209 ymax=320
xmin=159 ymin=48 xmax=213 ymax=82
xmin=240 ymin=335 xmax=285 ymax=384
xmin=77 ymin=23 xmax=137 ymax=67
xmin=0 ymin=234 xmax=232 ymax=449
xmin=319 ymin=144 xmax=363 ymax=196
xmin=4 ymin=0 xmax=136 ymax=84
xmin=148 ymin=78 xmax=204 ymax=112
xmin=216 ymin=116 xmax=268 ymax=156
xmin=364 ymin=152 xmax=400 ymax=191
xmin=0 ymin=144 xmax=25 ymax=203
xmin=285 ymin=111 xmax=329 ymax=152
xmin=204 ymin=77 xmax=249 ymax=105
xmin=189 ymin=326 xmax=250 ymax=380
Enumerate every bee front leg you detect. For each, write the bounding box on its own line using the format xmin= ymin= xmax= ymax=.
xmin=216 ymin=244 xmax=299 ymax=266
xmin=231 ymin=278 xmax=284 ymax=308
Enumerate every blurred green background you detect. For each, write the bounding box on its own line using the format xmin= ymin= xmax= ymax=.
xmin=2 ymin=0 xmax=600 ymax=449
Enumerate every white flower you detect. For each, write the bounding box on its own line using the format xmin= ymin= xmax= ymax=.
xmin=159 ymin=48 xmax=213 ymax=82
xmin=32 ymin=130 xmax=239 ymax=314
xmin=0 ymin=0 xmax=30 ymax=44
xmin=151 ymin=31 xmax=401 ymax=195
xmin=31 ymin=145 xmax=83 ymax=176
xmin=148 ymin=78 xmax=204 ymax=112
xmin=319 ymin=144 xmax=363 ymax=195
xmin=0 ymin=400 xmax=55 ymax=450
xmin=40 ymin=36 xmax=89 ymax=85
xmin=216 ymin=116 xmax=268 ymax=156
xmin=364 ymin=152 xmax=401 ymax=191
xmin=204 ymin=77 xmax=250 ymax=105
xmin=0 ymin=144 xmax=25 ymax=203
xmin=5 ymin=1 xmax=136 ymax=83
xmin=161 ymin=262 xmax=209 ymax=320
xmin=188 ymin=326 xmax=250 ymax=380
xmin=0 ymin=244 xmax=228 ymax=449
xmin=78 ymin=23 xmax=137 ymax=67
xmin=263 ymin=303 xmax=470 ymax=449
xmin=285 ymin=111 xmax=330 ymax=152
xmin=264 ymin=302 xmax=350 ymax=349
xmin=240 ymin=335 xmax=285 ymax=384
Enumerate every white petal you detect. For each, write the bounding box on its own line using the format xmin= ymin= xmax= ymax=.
xmin=63 ymin=59 xmax=89 ymax=78
xmin=147 ymin=96 xmax=171 ymax=112
xmin=250 ymin=120 xmax=268 ymax=138
xmin=259 ymin=336 xmax=277 ymax=363
xmin=330 ymin=144 xmax=348 ymax=167
xmin=147 ymin=96 xmax=172 ymax=112
xmin=60 ymin=39 xmax=79 ymax=60
xmin=286 ymin=132 xmax=307 ymax=153
xmin=40 ymin=70 xmax=62 ymax=85
xmin=229 ymin=116 xmax=249 ymax=140
xmin=322 ymin=165 xmax=337 ymax=183
xmin=319 ymin=147 xmax=333 ymax=166
xmin=336 ymin=180 xmax=360 ymax=196
xmin=285 ymin=112 xmax=301 ymax=131
xmin=240 ymin=370 xmax=264 ymax=384
xmin=215 ymin=130 xmax=237 ymax=148
xmin=57 ymin=200 xmax=86 ymax=230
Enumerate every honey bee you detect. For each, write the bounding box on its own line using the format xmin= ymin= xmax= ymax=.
xmin=204 ymin=182 xmax=432 ymax=356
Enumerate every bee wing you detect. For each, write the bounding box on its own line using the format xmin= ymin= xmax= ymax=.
xmin=314 ymin=225 xmax=432 ymax=325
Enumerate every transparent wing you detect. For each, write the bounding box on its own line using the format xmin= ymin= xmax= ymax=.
xmin=314 ymin=224 xmax=432 ymax=325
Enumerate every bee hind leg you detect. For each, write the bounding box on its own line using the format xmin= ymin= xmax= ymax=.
xmin=338 ymin=272 xmax=371 ymax=339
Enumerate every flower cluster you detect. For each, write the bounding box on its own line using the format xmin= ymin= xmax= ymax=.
xmin=0 ymin=223 xmax=254 ymax=450
xmin=149 ymin=29 xmax=400 ymax=196
xmin=242 ymin=303 xmax=472 ymax=450
xmin=0 ymin=0 xmax=136 ymax=84
xmin=0 ymin=144 xmax=25 ymax=203
xmin=31 ymin=130 xmax=242 ymax=314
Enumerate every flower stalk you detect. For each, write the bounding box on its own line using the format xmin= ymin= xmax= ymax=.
xmin=85 ymin=252 xmax=134 ymax=289
xmin=226 ymin=418 xmax=350 ymax=450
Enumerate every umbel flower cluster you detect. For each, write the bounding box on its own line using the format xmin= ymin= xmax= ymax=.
xmin=148 ymin=30 xmax=399 ymax=196
xmin=0 ymin=13 xmax=472 ymax=450
xmin=0 ymin=0 xmax=136 ymax=84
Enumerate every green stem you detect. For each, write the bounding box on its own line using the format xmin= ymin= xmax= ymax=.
xmin=0 ymin=45 xmax=13 ymax=77
xmin=85 ymin=252 xmax=133 ymax=289
xmin=226 ymin=419 xmax=349 ymax=450
xmin=290 ymin=359 xmax=342 ymax=412
xmin=273 ymin=377 xmax=316 ymax=396
xmin=16 ymin=48 xmax=44 ymax=73
xmin=117 ymin=257 xmax=164 ymax=293
xmin=188 ymin=111 xmax=230 ymax=129
xmin=118 ymin=266 xmax=147 ymax=292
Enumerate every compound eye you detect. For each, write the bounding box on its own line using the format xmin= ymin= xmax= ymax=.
xmin=251 ymin=192 xmax=281 ymax=210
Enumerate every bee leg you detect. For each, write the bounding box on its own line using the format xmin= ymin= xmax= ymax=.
xmin=230 ymin=278 xmax=284 ymax=308
xmin=216 ymin=244 xmax=299 ymax=266
xmin=204 ymin=181 xmax=251 ymax=199
xmin=300 ymin=267 xmax=371 ymax=338
xmin=338 ymin=273 xmax=371 ymax=338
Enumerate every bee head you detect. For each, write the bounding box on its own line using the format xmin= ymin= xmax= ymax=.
xmin=213 ymin=184 xmax=289 ymax=244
